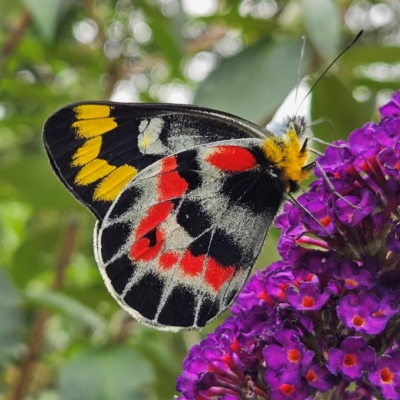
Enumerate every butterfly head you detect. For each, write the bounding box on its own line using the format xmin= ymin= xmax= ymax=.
xmin=266 ymin=115 xmax=306 ymax=138
xmin=263 ymin=115 xmax=311 ymax=192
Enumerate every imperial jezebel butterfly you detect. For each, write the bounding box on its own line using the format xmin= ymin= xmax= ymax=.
xmin=43 ymin=102 xmax=311 ymax=331
xmin=42 ymin=30 xmax=365 ymax=331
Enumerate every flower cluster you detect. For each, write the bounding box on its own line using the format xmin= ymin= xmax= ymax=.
xmin=176 ymin=91 xmax=400 ymax=400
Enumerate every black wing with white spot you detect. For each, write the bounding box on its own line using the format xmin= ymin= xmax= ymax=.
xmin=43 ymin=101 xmax=269 ymax=220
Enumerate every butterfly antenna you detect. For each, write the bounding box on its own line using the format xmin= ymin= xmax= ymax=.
xmin=308 ymin=147 xmax=323 ymax=156
xmin=307 ymin=115 xmax=346 ymax=163
xmin=294 ymin=36 xmax=306 ymax=112
xmin=308 ymin=117 xmax=332 ymax=130
xmin=305 ymin=135 xmax=344 ymax=149
xmin=295 ymin=30 xmax=364 ymax=116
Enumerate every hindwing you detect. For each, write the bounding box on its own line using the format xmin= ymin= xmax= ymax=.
xmin=43 ymin=102 xmax=267 ymax=219
xmin=95 ymin=139 xmax=286 ymax=330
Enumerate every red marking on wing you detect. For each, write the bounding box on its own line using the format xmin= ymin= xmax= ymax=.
xmin=130 ymin=229 xmax=164 ymax=262
xmin=158 ymin=171 xmax=188 ymax=201
xmin=180 ymin=251 xmax=205 ymax=276
xmin=205 ymin=258 xmax=235 ymax=292
xmin=161 ymin=156 xmax=178 ymax=173
xmin=180 ymin=251 xmax=236 ymax=292
xmin=206 ymin=146 xmax=257 ymax=172
xmin=159 ymin=251 xmax=179 ymax=270
xmin=136 ymin=202 xmax=173 ymax=239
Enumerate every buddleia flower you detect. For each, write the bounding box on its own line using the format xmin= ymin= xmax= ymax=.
xmin=176 ymin=90 xmax=400 ymax=400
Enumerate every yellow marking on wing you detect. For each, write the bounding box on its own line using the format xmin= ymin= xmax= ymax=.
xmin=74 ymin=159 xmax=116 ymax=186
xmin=72 ymin=118 xmax=117 ymax=138
xmin=140 ymin=133 xmax=153 ymax=149
xmin=262 ymin=125 xmax=310 ymax=185
xmin=74 ymin=104 xmax=112 ymax=119
xmin=93 ymin=165 xmax=138 ymax=201
xmin=71 ymin=136 xmax=102 ymax=167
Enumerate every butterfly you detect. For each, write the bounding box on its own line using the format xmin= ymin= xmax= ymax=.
xmin=43 ymin=102 xmax=312 ymax=331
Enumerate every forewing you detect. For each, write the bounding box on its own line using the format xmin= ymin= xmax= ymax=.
xmin=95 ymin=139 xmax=286 ymax=331
xmin=43 ymin=102 xmax=267 ymax=220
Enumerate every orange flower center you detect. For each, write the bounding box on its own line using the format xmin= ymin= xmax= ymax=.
xmin=279 ymin=384 xmax=295 ymax=395
xmin=380 ymin=367 xmax=393 ymax=384
xmin=352 ymin=315 xmax=365 ymax=327
xmin=288 ymin=349 xmax=300 ymax=363
xmin=305 ymin=370 xmax=317 ymax=382
xmin=343 ymin=354 xmax=357 ymax=367
xmin=302 ymin=296 xmax=315 ymax=308
xmin=344 ymin=278 xmax=357 ymax=287
xmin=320 ymin=216 xmax=331 ymax=227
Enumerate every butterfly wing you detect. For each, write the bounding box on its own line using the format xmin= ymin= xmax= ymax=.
xmin=95 ymin=139 xmax=286 ymax=330
xmin=43 ymin=102 xmax=267 ymax=220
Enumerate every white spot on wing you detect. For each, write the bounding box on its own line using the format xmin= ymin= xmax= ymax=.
xmin=138 ymin=117 xmax=167 ymax=155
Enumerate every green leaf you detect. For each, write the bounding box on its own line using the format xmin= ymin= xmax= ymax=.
xmin=342 ymin=45 xmax=400 ymax=68
xmin=0 ymin=153 xmax=84 ymax=211
xmin=0 ymin=268 xmax=25 ymax=365
xmin=353 ymin=77 xmax=400 ymax=93
xmin=300 ymin=0 xmax=340 ymax=61
xmin=310 ymin=75 xmax=373 ymax=143
xmin=194 ymin=38 xmax=308 ymax=125
xmin=24 ymin=289 xmax=107 ymax=335
xmin=255 ymin=228 xmax=279 ymax=269
xmin=22 ymin=0 xmax=63 ymax=41
xmin=198 ymin=6 xmax=277 ymax=37
xmin=0 ymin=201 xmax=31 ymax=267
xmin=10 ymin=226 xmax=59 ymax=288
xmin=138 ymin=0 xmax=184 ymax=76
xmin=59 ymin=346 xmax=155 ymax=400
xmin=21 ymin=0 xmax=77 ymax=42
xmin=133 ymin=329 xmax=185 ymax=399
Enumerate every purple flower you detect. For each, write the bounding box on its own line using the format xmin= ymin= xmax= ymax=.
xmin=264 ymin=371 xmax=310 ymax=400
xmin=386 ymin=221 xmax=400 ymax=253
xmin=369 ymin=351 xmax=400 ymax=399
xmin=337 ymin=292 xmax=399 ymax=335
xmin=305 ymin=364 xmax=336 ymax=392
xmin=327 ymin=337 xmax=375 ymax=381
xmin=380 ymin=91 xmax=400 ymax=117
xmin=299 ymin=197 xmax=336 ymax=236
xmin=379 ymin=148 xmax=400 ymax=176
xmin=285 ymin=282 xmax=330 ymax=310
xmin=263 ymin=329 xmax=314 ymax=379
xmin=176 ymin=91 xmax=400 ymax=400
xmin=316 ymin=141 xmax=354 ymax=173
xmin=332 ymin=259 xmax=375 ymax=290
xmin=348 ymin=123 xmax=380 ymax=158
xmin=333 ymin=189 xmax=377 ymax=226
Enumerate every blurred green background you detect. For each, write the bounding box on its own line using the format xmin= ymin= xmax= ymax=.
xmin=1 ymin=0 xmax=399 ymax=399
